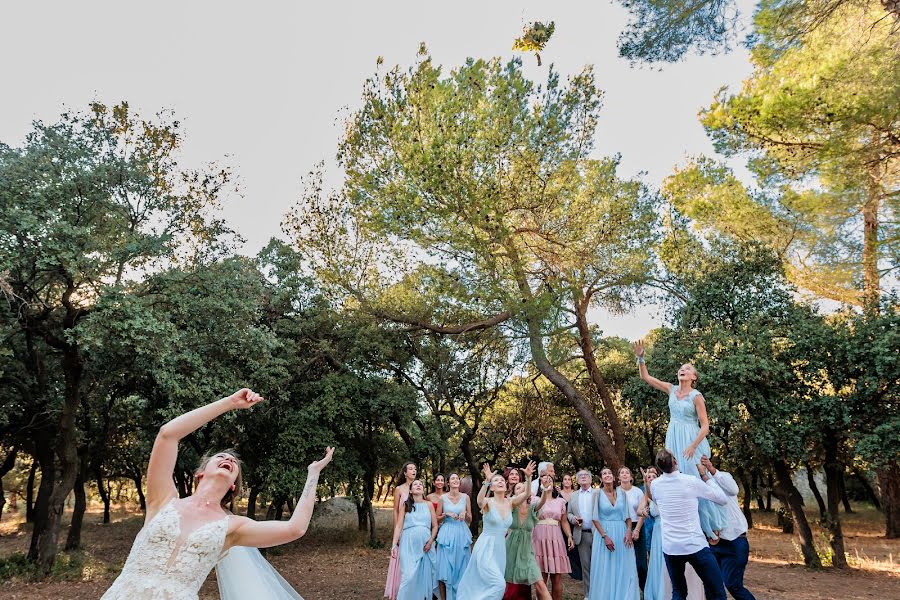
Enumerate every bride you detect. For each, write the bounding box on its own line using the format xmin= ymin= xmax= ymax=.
xmin=101 ymin=389 xmax=334 ymax=600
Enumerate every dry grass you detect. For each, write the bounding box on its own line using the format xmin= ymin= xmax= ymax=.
xmin=0 ymin=501 xmax=898 ymax=599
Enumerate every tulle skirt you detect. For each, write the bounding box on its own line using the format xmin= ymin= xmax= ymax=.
xmin=217 ymin=546 xmax=304 ymax=600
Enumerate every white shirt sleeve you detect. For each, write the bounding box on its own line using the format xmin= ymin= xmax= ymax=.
xmin=690 ymin=475 xmax=728 ymax=505
xmin=713 ymin=470 xmax=739 ymax=496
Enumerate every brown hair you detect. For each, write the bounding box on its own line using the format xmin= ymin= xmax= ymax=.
xmin=655 ymin=449 xmax=676 ymax=474
xmin=195 ymin=449 xmax=243 ymax=508
xmin=398 ymin=462 xmax=416 ymax=484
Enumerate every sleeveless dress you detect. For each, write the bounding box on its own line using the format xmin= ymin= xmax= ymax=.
xmin=644 ymin=500 xmax=671 ymax=600
xmin=384 ymin=488 xmax=409 ymax=599
xmin=397 ymin=503 xmax=437 ymax=600
xmin=504 ymin=503 xmax=541 ymax=585
xmin=666 ymin=386 xmax=727 ymax=539
xmin=436 ymin=494 xmax=472 ymax=600
xmin=588 ymin=488 xmax=639 ymax=600
xmin=532 ymin=496 xmax=571 ymax=574
xmin=456 ymin=499 xmax=513 ymax=600
xmin=101 ymin=498 xmax=229 ymax=600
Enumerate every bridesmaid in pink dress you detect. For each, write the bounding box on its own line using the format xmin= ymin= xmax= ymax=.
xmin=385 ymin=462 xmax=417 ymax=599
xmin=532 ymin=473 xmax=574 ymax=600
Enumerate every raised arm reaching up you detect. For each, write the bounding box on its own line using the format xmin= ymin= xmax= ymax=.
xmin=228 ymin=447 xmax=334 ymax=549
xmin=146 ymin=389 xmax=263 ymax=513
xmin=511 ymin=461 xmax=537 ymax=507
xmin=478 ymin=463 xmax=497 ymax=510
xmin=633 ymin=340 xmax=671 ymax=394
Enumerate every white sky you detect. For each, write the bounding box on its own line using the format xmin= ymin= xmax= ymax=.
xmin=0 ymin=1 xmax=756 ymax=340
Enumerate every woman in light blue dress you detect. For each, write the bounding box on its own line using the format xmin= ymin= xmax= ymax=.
xmin=436 ymin=473 xmax=472 ymax=600
xmin=391 ymin=480 xmax=438 ymax=600
xmin=641 ymin=468 xmax=671 ymax=600
xmin=588 ymin=468 xmax=639 ymax=600
xmin=457 ymin=461 xmax=536 ymax=600
xmin=634 ymin=341 xmax=727 ymax=541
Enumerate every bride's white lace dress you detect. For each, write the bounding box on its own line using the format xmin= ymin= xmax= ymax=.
xmin=101 ymin=498 xmax=229 ymax=600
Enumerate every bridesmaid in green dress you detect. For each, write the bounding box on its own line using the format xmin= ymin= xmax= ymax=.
xmin=504 ymin=480 xmax=552 ymax=600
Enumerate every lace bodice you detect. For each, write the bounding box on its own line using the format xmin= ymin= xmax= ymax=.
xmin=101 ymin=498 xmax=229 ymax=600
xmin=668 ymin=386 xmax=701 ymax=425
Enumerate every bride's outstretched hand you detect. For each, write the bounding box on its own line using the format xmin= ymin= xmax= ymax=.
xmin=228 ymin=388 xmax=265 ymax=410
xmin=309 ymin=447 xmax=335 ymax=473
xmin=633 ymin=340 xmax=644 ymax=358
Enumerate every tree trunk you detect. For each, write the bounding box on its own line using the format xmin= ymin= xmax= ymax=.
xmin=459 ymin=436 xmax=483 ymax=535
xmin=0 ymin=446 xmax=18 ymax=523
xmin=247 ymin=486 xmax=259 ymax=519
xmin=508 ymin=248 xmax=622 ymax=471
xmin=32 ymin=346 xmax=84 ymax=577
xmin=861 ymin=174 xmax=881 ymax=313
xmin=738 ymin=471 xmax=753 ymax=529
xmin=64 ymin=470 xmax=87 ymax=550
xmin=877 ymin=462 xmax=900 ymax=538
xmin=773 ymin=459 xmax=821 ymax=568
xmin=95 ymin=469 xmax=110 ymax=524
xmin=753 ymin=470 xmax=765 ymax=512
xmin=573 ymin=295 xmax=626 ymax=462
xmin=852 ymin=467 xmax=882 ymax=510
xmin=766 ymin=472 xmax=774 ymax=511
xmin=805 ymin=463 xmax=827 ymax=519
xmin=26 ymin=460 xmax=37 ymax=523
xmin=839 ymin=471 xmax=853 ymax=514
xmin=823 ymin=447 xmax=848 ymax=567
xmin=28 ymin=440 xmax=56 ymax=562
xmin=133 ymin=473 xmax=146 ymax=512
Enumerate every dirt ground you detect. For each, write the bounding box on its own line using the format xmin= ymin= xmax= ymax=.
xmin=1 ymin=501 xmax=898 ymax=599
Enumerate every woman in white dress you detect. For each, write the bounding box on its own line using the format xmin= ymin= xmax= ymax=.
xmin=101 ymin=389 xmax=334 ymax=600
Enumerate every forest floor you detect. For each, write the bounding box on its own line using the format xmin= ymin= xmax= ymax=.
xmin=0 ymin=501 xmax=897 ymax=599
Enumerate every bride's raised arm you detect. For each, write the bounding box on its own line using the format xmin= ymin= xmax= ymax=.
xmin=228 ymin=448 xmax=335 ymax=549
xmin=146 ymin=389 xmax=264 ymax=513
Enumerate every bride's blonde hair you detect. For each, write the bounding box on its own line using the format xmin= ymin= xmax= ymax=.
xmin=195 ymin=448 xmax=243 ymax=508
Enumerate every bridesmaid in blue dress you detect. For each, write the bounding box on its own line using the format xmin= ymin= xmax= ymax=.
xmin=588 ymin=468 xmax=639 ymax=600
xmin=634 ymin=340 xmax=727 ymax=541
xmin=436 ymin=473 xmax=473 ymax=600
xmin=457 ymin=461 xmax=536 ymax=600
xmin=391 ymin=480 xmax=438 ymax=600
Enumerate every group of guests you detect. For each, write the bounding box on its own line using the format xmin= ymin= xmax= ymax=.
xmin=385 ymin=453 xmax=754 ymax=600
xmin=384 ymin=341 xmax=758 ymax=600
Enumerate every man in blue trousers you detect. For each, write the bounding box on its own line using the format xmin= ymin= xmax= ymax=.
xmin=699 ymin=456 xmax=757 ymax=600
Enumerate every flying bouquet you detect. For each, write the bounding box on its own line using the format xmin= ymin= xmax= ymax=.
xmin=512 ymin=21 xmax=555 ymax=66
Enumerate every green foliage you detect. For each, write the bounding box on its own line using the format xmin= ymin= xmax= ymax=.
xmin=617 ymin=0 xmax=740 ymax=63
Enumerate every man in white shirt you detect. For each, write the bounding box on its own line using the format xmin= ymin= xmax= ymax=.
xmin=644 ymin=448 xmax=729 ymax=600
xmin=700 ymin=455 xmax=756 ymax=600
xmin=566 ymin=469 xmax=595 ymax=599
